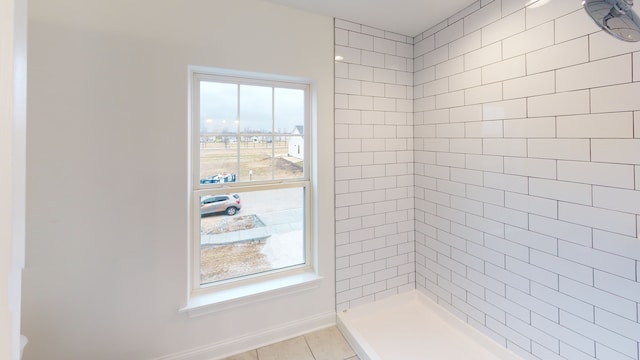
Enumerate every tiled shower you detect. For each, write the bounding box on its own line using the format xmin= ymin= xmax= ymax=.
xmin=335 ymin=1 xmax=640 ymax=359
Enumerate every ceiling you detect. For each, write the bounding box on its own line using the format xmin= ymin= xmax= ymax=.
xmin=263 ymin=0 xmax=478 ymax=37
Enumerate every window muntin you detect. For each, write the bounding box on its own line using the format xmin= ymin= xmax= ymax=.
xmin=191 ymin=69 xmax=311 ymax=290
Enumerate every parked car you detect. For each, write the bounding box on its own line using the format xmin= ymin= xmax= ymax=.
xmin=200 ymin=194 xmax=241 ymax=216
xmin=200 ymin=173 xmax=236 ymax=185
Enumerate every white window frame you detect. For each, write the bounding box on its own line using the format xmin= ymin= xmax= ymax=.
xmin=187 ymin=66 xmax=316 ymax=301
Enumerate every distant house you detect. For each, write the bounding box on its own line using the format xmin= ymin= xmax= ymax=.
xmin=287 ymin=125 xmax=304 ymax=159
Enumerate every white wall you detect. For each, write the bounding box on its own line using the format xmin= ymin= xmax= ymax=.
xmin=413 ymin=1 xmax=640 ymax=360
xmin=23 ymin=0 xmax=334 ymax=359
xmin=334 ymin=20 xmax=416 ymax=310
xmin=0 ymin=0 xmax=27 ymax=359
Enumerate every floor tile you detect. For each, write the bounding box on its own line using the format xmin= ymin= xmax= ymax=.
xmin=222 ymin=349 xmax=258 ymax=360
xmin=256 ymin=336 xmax=315 ymax=360
xmin=304 ymin=326 xmax=356 ymax=360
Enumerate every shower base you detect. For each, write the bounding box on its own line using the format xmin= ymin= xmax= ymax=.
xmin=337 ymin=290 xmax=522 ymax=360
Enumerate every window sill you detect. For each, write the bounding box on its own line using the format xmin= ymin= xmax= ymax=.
xmin=180 ymin=272 xmax=323 ymax=318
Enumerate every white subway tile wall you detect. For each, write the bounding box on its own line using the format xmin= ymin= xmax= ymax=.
xmin=335 ymin=1 xmax=640 ymax=359
xmin=335 ymin=19 xmax=416 ymax=311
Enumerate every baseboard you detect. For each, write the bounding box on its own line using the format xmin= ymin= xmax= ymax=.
xmin=155 ymin=311 xmax=336 ymax=360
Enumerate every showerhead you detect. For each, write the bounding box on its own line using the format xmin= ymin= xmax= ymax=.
xmin=584 ymin=0 xmax=640 ymax=42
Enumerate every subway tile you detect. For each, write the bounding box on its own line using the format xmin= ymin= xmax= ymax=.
xmin=485 ymin=286 xmax=531 ymax=319
xmin=505 ymin=225 xmax=558 ymax=255
xmin=450 ymin=1 xmax=481 ymax=24
xmin=503 ymin=0 xmax=528 ymax=17
xmin=593 ymin=186 xmax=640 ymax=215
xmin=532 ymin=251 xmax=593 ymax=285
xmin=384 ymin=55 xmax=407 ymax=71
xmin=465 ymin=83 xmax=502 ymax=105
xmin=528 ymin=90 xmax=590 ymax=117
xmin=349 ymin=31 xmax=374 ymax=51
xmin=467 ymin=184 xmax=505 ymax=206
xmin=527 ymin=37 xmax=589 ymax=75
xmin=595 ymin=344 xmax=638 ymax=360
xmin=449 ymin=30 xmax=482 ymax=58
xmin=424 ymin=78 xmax=453 ymax=96
xmin=335 ymin=46 xmax=361 ymax=64
xmin=637 ymin=165 xmax=640 ymax=190
xmin=451 ymin=195 xmax=484 ymax=216
xmin=558 ymin=343 xmax=598 ymax=360
xmin=435 ymin=20 xmax=464 ymax=48
xmin=482 ymin=9 xmax=525 ymax=46
xmin=335 ymin=19 xmax=360 ymax=32
xmin=361 ymin=50 xmax=385 ymax=68
xmin=556 ymin=54 xmax=632 ymax=92
xmin=529 ymin=178 xmax=592 ymax=206
xmin=467 ymin=237 xmax=507 ymax=265
xmin=560 ymin=311 xmax=639 ymax=359
xmin=336 ymin=78 xmax=360 ymax=95
xmin=559 ymin=202 xmax=637 ymax=237
xmin=504 ymin=157 xmax=556 ymax=179
xmin=488 ymin=236 xmax=529 ymax=262
xmin=415 ymin=97 xmax=435 ymax=112
xmin=503 ymin=22 xmax=554 ymax=59
xmin=450 ymin=104 xmax=482 ymax=123
xmin=532 ymin=314 xmax=596 ymax=357
xmin=464 ymin=0 xmax=501 ymax=35
xmin=506 ymin=286 xmax=559 ymax=322
xmin=449 ymin=69 xmax=482 ymax=91
xmin=589 ymin=31 xmax=640 ymax=61
xmin=528 ymin=139 xmax=591 ymax=161
xmin=591 ymin=139 xmax=640 ymax=164
xmin=593 ymin=229 xmax=640 ymax=262
xmin=484 ymin=172 xmax=528 ymax=194
xmin=349 ymin=64 xmax=374 ymax=81
xmin=374 ymin=37 xmax=396 ymax=55
xmin=594 ymin=270 xmax=640 ymax=304
xmin=414 ymin=35 xmax=435 ymax=57
xmin=422 ymin=109 xmax=449 ymax=124
xmin=591 ymin=82 xmax=640 ymax=113
xmin=396 ymin=42 xmax=413 ymax=58
xmin=465 ymin=42 xmax=502 ymax=71
xmin=483 ymin=99 xmax=527 ymax=120
xmin=531 ymin=282 xmax=594 ymax=322
xmin=451 ymin=167 xmax=483 ymax=186
xmin=435 ymin=90 xmax=465 ymax=109
xmin=557 ymin=113 xmax=634 ymax=139
xmin=415 ymin=68 xmax=434 ymax=85
xmin=482 ymin=139 xmax=527 ymax=157
xmin=557 ymin=161 xmax=635 ymax=189
xmin=486 ymin=316 xmax=532 ymax=351
xmin=504 ymin=117 xmax=556 ymax=138
xmin=423 ymin=46 xmax=449 ymax=68
xmin=506 ymin=192 xmax=558 ymax=218
xmin=484 ymin=203 xmax=529 ymax=229
xmin=361 ymin=81 xmax=384 ymax=97
xmin=636 ymin=112 xmax=640 ymax=138
xmin=483 ymin=56 xmax=526 ymax=84
xmin=559 ymin=241 xmax=636 ymax=280
xmin=503 ymin=71 xmax=555 ymax=100
xmin=450 ymin=138 xmax=483 ymax=154
xmin=555 ymin=8 xmax=600 ymax=43
xmin=595 ymin=308 xmax=640 ymax=342
xmin=526 ymin=1 xmax=581 ymax=29
xmin=374 ymin=69 xmax=396 ymax=85
xmin=435 ymin=56 xmax=464 ymax=79
xmin=465 ymin=154 xmax=504 ymax=172
xmin=529 ymin=214 xmax=592 ymax=247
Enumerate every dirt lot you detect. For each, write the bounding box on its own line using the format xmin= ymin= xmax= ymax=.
xmin=201 ymin=242 xmax=271 ymax=284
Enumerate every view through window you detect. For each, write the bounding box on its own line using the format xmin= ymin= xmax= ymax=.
xmin=191 ymin=70 xmax=311 ymax=287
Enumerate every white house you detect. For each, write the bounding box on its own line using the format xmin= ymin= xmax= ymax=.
xmin=287 ymin=125 xmax=304 ymax=159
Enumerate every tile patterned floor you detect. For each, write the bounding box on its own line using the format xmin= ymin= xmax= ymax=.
xmin=223 ymin=326 xmax=359 ymax=360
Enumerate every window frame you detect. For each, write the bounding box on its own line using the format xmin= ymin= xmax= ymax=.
xmin=188 ymin=66 xmax=314 ymax=296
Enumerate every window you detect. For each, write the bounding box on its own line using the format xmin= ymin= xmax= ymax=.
xmin=189 ymin=68 xmax=312 ymax=292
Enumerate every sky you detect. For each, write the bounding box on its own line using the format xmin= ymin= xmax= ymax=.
xmin=200 ymin=81 xmax=305 ymax=134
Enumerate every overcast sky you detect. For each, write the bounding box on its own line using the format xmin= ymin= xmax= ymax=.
xmin=200 ymin=81 xmax=304 ymax=134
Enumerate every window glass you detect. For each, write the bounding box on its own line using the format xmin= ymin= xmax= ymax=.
xmin=199 ymin=187 xmax=305 ymax=285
